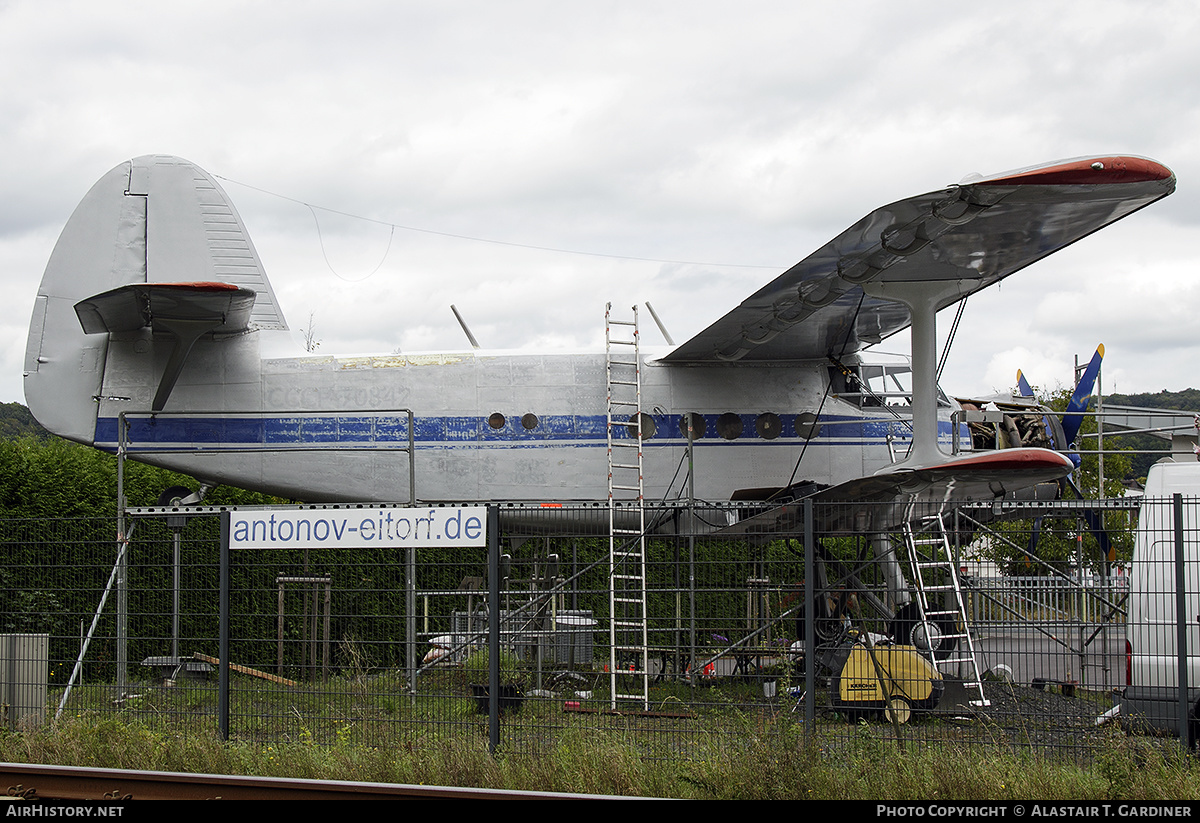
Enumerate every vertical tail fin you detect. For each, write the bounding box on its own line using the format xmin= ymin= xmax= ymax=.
xmin=24 ymin=155 xmax=286 ymax=443
xmin=1063 ymin=344 xmax=1104 ymax=448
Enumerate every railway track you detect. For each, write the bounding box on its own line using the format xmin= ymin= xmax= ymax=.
xmin=1 ymin=762 xmax=626 ymax=801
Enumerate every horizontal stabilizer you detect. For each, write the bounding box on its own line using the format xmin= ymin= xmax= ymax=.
xmin=74 ymin=281 xmax=257 ymax=411
xmin=74 ymin=282 xmax=257 ymax=336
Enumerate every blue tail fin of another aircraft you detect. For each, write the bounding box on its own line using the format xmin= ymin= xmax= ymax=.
xmin=1063 ymin=344 xmax=1104 ymax=448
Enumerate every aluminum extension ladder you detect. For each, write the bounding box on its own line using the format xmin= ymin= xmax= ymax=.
xmin=604 ymin=303 xmax=649 ymax=711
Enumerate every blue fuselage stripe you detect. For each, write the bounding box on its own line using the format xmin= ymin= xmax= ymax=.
xmin=94 ymin=413 xmax=957 ymax=450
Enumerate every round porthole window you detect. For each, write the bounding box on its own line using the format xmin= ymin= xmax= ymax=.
xmin=716 ymin=412 xmax=743 ymax=440
xmin=678 ymin=413 xmax=706 ymax=439
xmin=521 ymin=413 xmax=539 ymax=430
xmin=626 ymin=412 xmax=656 ymax=439
xmin=488 ymin=412 xmax=506 ymax=429
xmin=756 ymin=412 xmax=782 ymax=440
xmin=794 ymin=412 xmax=821 ymax=440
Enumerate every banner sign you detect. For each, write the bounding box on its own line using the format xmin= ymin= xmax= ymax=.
xmin=229 ymin=506 xmax=487 ymax=549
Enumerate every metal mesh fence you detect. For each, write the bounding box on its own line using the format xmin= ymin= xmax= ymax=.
xmin=0 ymin=496 xmax=1194 ymax=763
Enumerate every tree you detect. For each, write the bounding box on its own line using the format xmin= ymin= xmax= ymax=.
xmin=0 ymin=434 xmax=287 ymax=517
xmin=301 ymin=310 xmax=321 ymax=353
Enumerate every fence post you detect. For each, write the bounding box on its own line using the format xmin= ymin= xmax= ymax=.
xmin=804 ymin=498 xmax=815 ymax=732
xmin=219 ymin=510 xmax=230 ymax=742
xmin=407 ymin=543 xmax=416 ymax=701
xmin=1174 ymin=494 xmax=1191 ymax=749
xmin=487 ymin=504 xmax=499 ymax=755
xmin=116 ymin=415 xmax=127 ymax=696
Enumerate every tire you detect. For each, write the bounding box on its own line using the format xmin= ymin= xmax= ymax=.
xmin=157 ymin=485 xmax=194 ymax=507
xmin=889 ymin=602 xmax=958 ymax=660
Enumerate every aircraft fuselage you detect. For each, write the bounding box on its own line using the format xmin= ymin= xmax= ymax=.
xmin=92 ymin=331 xmax=946 ymax=504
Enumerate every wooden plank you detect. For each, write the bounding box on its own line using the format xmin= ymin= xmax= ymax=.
xmin=193 ymin=652 xmax=298 ymax=687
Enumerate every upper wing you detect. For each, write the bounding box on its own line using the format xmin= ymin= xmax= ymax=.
xmin=663 ymin=156 xmax=1174 ymax=364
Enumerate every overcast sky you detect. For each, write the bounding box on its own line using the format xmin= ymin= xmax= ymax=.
xmin=3 ymin=0 xmax=1198 ymax=408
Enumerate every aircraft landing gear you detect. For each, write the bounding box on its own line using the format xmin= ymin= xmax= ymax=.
xmin=156 ymin=483 xmax=213 ymax=507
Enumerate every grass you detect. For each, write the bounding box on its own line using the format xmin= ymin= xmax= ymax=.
xmin=17 ymin=660 xmax=1200 ymax=799
xmin=4 ymin=709 xmax=1200 ymax=799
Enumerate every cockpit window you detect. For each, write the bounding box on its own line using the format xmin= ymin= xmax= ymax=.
xmin=829 ymin=362 xmax=950 ymax=409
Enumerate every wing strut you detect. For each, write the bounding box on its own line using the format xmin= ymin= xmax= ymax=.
xmin=863 ymin=279 xmax=973 ymax=471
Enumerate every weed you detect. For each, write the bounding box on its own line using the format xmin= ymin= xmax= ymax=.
xmin=3 ymin=713 xmax=1200 ymax=799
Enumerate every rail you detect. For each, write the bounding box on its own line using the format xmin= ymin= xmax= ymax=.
xmin=0 ymin=762 xmax=631 ymax=800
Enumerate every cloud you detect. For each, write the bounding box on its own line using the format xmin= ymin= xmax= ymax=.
xmin=3 ymin=0 xmax=1199 ymax=411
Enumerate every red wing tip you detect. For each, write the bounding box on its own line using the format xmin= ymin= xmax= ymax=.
xmin=926 ymin=449 xmax=1074 ymax=473
xmin=151 ymin=282 xmax=244 ymax=291
xmin=980 ymin=156 xmax=1173 ymax=187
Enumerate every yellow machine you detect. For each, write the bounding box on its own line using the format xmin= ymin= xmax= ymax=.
xmin=826 ymin=636 xmax=944 ymax=724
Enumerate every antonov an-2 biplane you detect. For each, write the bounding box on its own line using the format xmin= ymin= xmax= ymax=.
xmin=23 ymin=154 xmax=1175 ymax=535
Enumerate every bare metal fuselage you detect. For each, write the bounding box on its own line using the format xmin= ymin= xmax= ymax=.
xmin=91 ymin=331 xmax=935 ymax=504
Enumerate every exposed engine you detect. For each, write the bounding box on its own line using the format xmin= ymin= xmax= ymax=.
xmin=956 ymin=398 xmax=1068 ymax=454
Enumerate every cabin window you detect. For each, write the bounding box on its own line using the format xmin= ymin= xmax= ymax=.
xmin=679 ymin=413 xmax=706 ymax=439
xmin=859 ymin=363 xmax=910 ymax=407
xmin=756 ymin=412 xmax=782 ymax=440
xmin=795 ymin=412 xmax=821 ymax=440
xmin=626 ymin=412 xmax=656 ymax=439
xmin=487 ymin=412 xmax=506 ymax=429
xmin=828 ymin=364 xmax=879 ymax=406
xmin=716 ymin=412 xmax=742 ymax=440
xmin=521 ymin=413 xmax=539 ymax=430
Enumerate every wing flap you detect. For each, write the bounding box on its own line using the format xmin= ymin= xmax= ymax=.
xmin=664 ymin=156 xmax=1174 ymax=364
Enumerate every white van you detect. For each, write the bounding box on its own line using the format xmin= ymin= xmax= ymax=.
xmin=1119 ymin=461 xmax=1200 ymax=739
